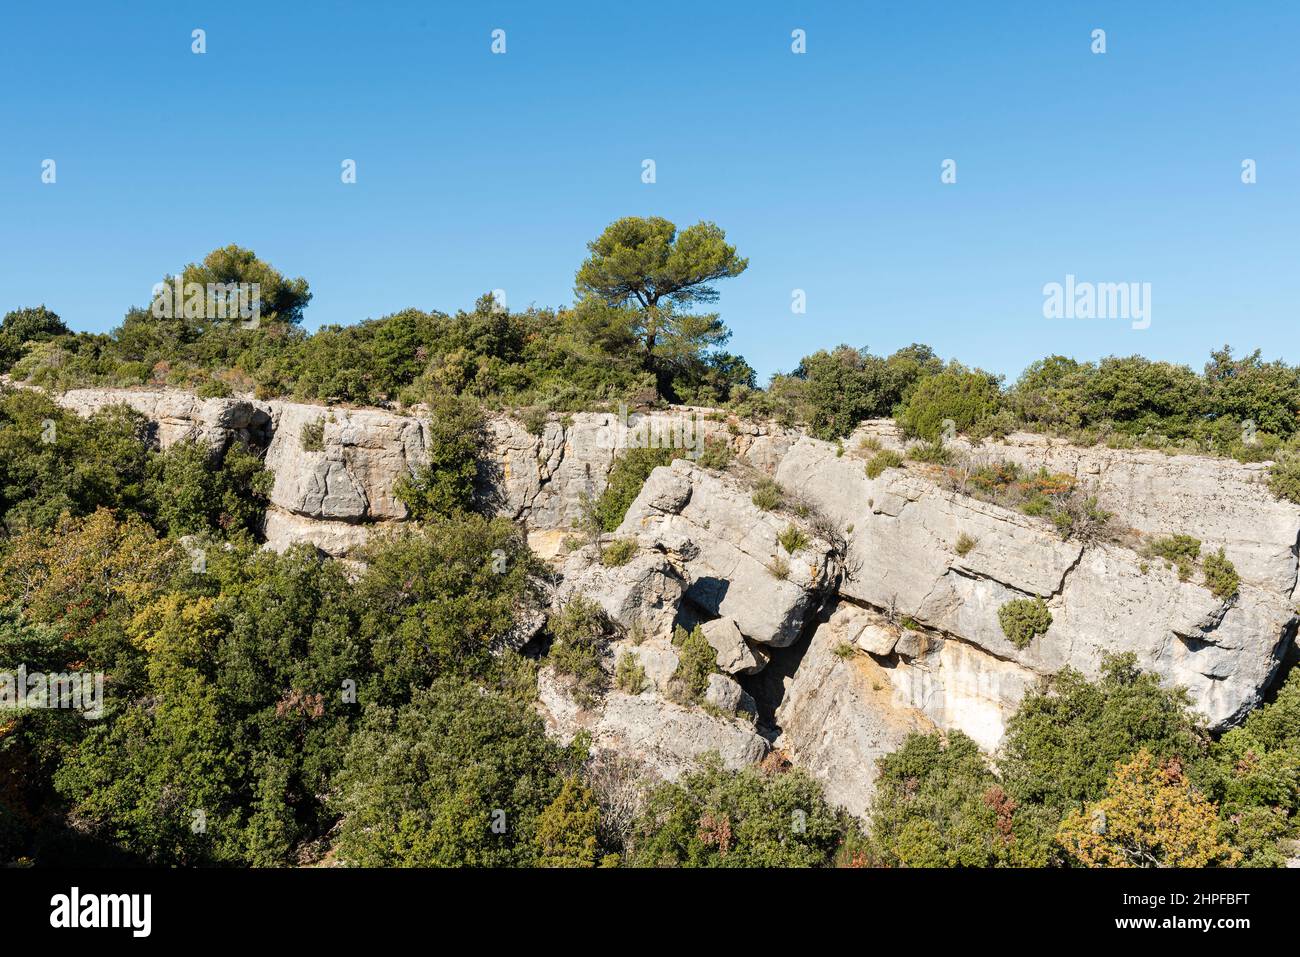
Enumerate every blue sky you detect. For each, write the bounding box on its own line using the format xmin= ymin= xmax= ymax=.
xmin=1 ymin=1 xmax=1296 ymax=384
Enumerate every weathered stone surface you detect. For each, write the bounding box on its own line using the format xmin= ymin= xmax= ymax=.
xmin=618 ymin=460 xmax=839 ymax=646
xmin=555 ymin=544 xmax=685 ymax=638
xmin=536 ymin=667 xmax=768 ymax=782
xmin=705 ymin=673 xmax=756 ymax=715
xmin=774 ymin=619 xmax=932 ymax=817
xmin=886 ymin=635 xmax=1040 ymax=751
xmin=700 ymin=617 xmax=764 ymax=674
xmin=621 ymin=639 xmax=679 ymax=692
xmin=57 ymin=387 xmax=271 ymax=451
xmin=854 ymin=419 xmax=1300 ymax=598
xmin=777 ymin=436 xmax=1299 ymax=729
xmin=261 ymin=507 xmax=380 ymax=558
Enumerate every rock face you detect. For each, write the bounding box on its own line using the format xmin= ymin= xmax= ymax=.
xmin=774 ymin=616 xmax=932 ymax=817
xmin=777 ymin=435 xmax=1299 ymax=734
xmin=536 ymin=667 xmax=768 ymax=782
xmin=47 ymin=385 xmax=1300 ymax=817
xmin=855 ymin=419 xmax=1300 ymax=598
xmin=554 ymin=543 xmax=686 ymax=639
xmin=618 ymin=460 xmax=839 ymax=647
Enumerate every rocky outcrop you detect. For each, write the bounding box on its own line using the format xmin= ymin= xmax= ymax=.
xmin=854 ymin=419 xmax=1300 ymax=598
xmin=536 ymin=667 xmax=768 ymax=782
xmin=554 ymin=543 xmax=686 ymax=638
xmin=777 ymin=435 xmax=1298 ymax=733
xmin=618 ymin=460 xmax=840 ymax=647
xmin=773 ymin=615 xmax=933 ymax=817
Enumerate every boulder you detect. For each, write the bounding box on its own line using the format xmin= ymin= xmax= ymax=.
xmin=617 ymin=460 xmax=839 ymax=646
xmin=536 ymin=667 xmax=768 ymax=782
xmin=555 ymin=544 xmax=685 ymax=638
xmin=700 ymin=617 xmax=765 ymax=674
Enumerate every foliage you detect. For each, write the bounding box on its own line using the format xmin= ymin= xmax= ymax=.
xmin=546 ymin=596 xmax=612 ymax=708
xmin=750 ymin=477 xmax=783 ymax=511
xmin=1145 ymin=534 xmax=1201 ymax=581
xmin=146 ymin=440 xmax=273 ymax=538
xmin=534 ymin=775 xmax=602 ymax=867
xmin=668 ymin=625 xmax=716 ymax=706
xmin=997 ymin=598 xmax=1052 ymax=649
xmin=1202 ymin=548 xmax=1240 ymax=600
xmin=299 ymin=419 xmax=325 ymax=452
xmin=352 ymin=515 xmax=545 ymax=699
xmin=866 ymin=732 xmax=1055 ymax=867
xmin=395 ymin=394 xmax=488 ymax=519
xmin=1056 ymin=750 xmax=1240 ymax=867
xmin=955 ymin=532 xmax=976 ymax=556
xmin=777 ymin=524 xmax=809 ymax=554
xmin=331 ymin=679 xmax=581 ymax=867
xmin=1000 ymin=654 xmax=1207 ymax=815
xmin=625 ymin=753 xmax=856 ymax=867
xmin=600 ymin=538 xmax=637 ymax=567
xmin=590 ymin=446 xmax=676 ymax=533
xmin=897 ymin=367 xmax=1002 ymax=441
xmin=864 ymin=449 xmax=903 ymax=479
xmin=615 ymin=652 xmax=647 ymax=694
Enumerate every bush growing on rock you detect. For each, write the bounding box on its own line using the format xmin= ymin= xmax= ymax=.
xmin=591 ymin=446 xmax=677 ymax=532
xmin=668 ymin=624 xmax=716 ymax=706
xmin=864 ymin=449 xmax=903 ymax=479
xmin=777 ymin=524 xmax=809 ymax=554
xmin=897 ymin=367 xmax=1002 ymax=442
xmin=997 ymin=597 xmax=1052 ymax=649
xmin=1145 ymin=533 xmax=1201 ymax=581
xmin=395 ymin=393 xmax=490 ymax=519
xmin=546 ymin=596 xmax=613 ymax=708
xmin=1202 ymin=548 xmax=1240 ymax=600
xmin=615 ymin=652 xmax=647 ymax=694
xmin=600 ymin=538 xmax=637 ymax=567
xmin=750 ymin=476 xmax=783 ymax=511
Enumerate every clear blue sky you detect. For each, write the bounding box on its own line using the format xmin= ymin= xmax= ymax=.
xmin=1 ymin=1 xmax=1296 ymax=384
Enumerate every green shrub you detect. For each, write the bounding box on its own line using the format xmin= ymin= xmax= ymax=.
xmin=300 ymin=418 xmax=325 ymax=451
xmin=547 ymin=596 xmax=612 ymax=707
xmin=395 ymin=394 xmax=489 ymax=519
xmin=1202 ymin=548 xmax=1240 ymax=600
xmin=997 ymin=597 xmax=1052 ymax=649
xmin=1269 ymin=458 xmax=1300 ymax=504
xmin=196 ymin=378 xmax=233 ymax=399
xmin=1146 ymin=534 xmax=1201 ymax=581
xmin=777 ymin=524 xmax=810 ymax=554
xmin=767 ymin=556 xmax=791 ymax=580
xmin=751 ymin=477 xmax=783 ymax=511
xmin=592 ymin=446 xmax=676 ymax=532
xmin=601 ymin=538 xmax=637 ymax=567
xmin=626 ymin=753 xmax=859 ymax=867
xmin=865 ymin=732 xmax=1055 ymax=867
xmin=897 ymin=368 xmax=1002 ymax=442
xmin=696 ymin=436 xmax=733 ymax=470
xmin=615 ymin=652 xmax=647 ymax=694
xmin=865 ymin=449 xmax=903 ymax=479
xmin=907 ymin=440 xmax=953 ymax=464
xmin=955 ymin=532 xmax=976 ymax=556
xmin=669 ymin=625 xmax=716 ymax=705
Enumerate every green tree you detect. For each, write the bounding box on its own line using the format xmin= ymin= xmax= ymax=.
xmin=866 ymin=731 xmax=1055 ymax=867
xmin=395 ymin=393 xmax=489 ymax=518
xmin=575 ymin=217 xmax=747 ymax=396
xmin=626 ymin=753 xmax=855 ymax=867
xmin=897 ymin=367 xmax=1002 ymax=441
xmin=1000 ymin=653 xmax=1207 ymax=815
xmin=331 ymin=679 xmax=579 ymax=867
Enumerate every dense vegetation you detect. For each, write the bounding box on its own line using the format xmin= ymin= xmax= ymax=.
xmin=2 ymin=217 xmax=1298 ymax=868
